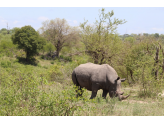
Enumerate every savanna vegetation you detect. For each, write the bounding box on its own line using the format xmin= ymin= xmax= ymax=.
xmin=1 ymin=8 xmax=164 ymax=116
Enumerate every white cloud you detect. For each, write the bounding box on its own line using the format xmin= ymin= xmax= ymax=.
xmin=13 ymin=20 xmax=19 ymax=24
xmin=151 ymin=28 xmax=164 ymax=32
xmin=67 ymin=19 xmax=78 ymax=26
xmin=73 ymin=20 xmax=77 ymax=24
xmin=127 ymin=29 xmax=147 ymax=34
xmin=0 ymin=16 xmax=7 ymax=25
xmin=67 ymin=19 xmax=71 ymax=22
xmin=38 ymin=16 xmax=49 ymax=21
xmin=27 ymin=19 xmax=35 ymax=23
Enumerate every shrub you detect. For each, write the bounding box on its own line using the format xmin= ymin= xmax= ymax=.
xmin=1 ymin=61 xmax=11 ymax=68
xmin=60 ymin=55 xmax=64 ymax=59
xmin=37 ymin=86 xmax=83 ymax=116
xmin=40 ymin=55 xmax=44 ymax=59
xmin=48 ymin=64 xmax=64 ymax=82
xmin=0 ymin=40 xmax=17 ymax=57
xmin=37 ymin=63 xmax=42 ymax=67
xmin=15 ymin=51 xmax=26 ymax=58
xmin=0 ymin=69 xmax=41 ymax=115
xmin=64 ymin=56 xmax=72 ymax=62
xmin=50 ymin=61 xmax=54 ymax=64
xmin=137 ymin=65 xmax=163 ymax=98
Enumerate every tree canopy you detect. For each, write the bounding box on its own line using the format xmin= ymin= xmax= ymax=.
xmin=11 ymin=25 xmax=46 ymax=60
xmin=38 ymin=18 xmax=80 ymax=57
xmin=80 ymin=8 xmax=126 ymax=64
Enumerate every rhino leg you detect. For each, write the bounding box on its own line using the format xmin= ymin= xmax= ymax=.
xmin=90 ymin=83 xmax=99 ymax=99
xmin=72 ymin=70 xmax=84 ymax=98
xmin=90 ymin=90 xmax=98 ymax=99
xmin=109 ymin=91 xmax=116 ymax=98
xmin=76 ymin=86 xmax=84 ymax=97
xmin=102 ymin=90 xmax=108 ymax=99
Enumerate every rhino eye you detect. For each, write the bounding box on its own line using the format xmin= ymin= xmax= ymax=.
xmin=117 ymin=77 xmax=120 ymax=80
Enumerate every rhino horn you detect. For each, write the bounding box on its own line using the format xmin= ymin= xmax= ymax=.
xmin=120 ymin=78 xmax=126 ymax=82
xmin=119 ymin=94 xmax=130 ymax=101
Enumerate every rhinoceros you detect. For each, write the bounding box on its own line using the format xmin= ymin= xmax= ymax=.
xmin=72 ymin=63 xmax=130 ymax=101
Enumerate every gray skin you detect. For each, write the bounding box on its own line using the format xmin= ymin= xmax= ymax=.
xmin=72 ymin=63 xmax=130 ymax=101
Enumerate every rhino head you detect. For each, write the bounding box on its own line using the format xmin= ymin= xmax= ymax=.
xmin=109 ymin=77 xmax=130 ymax=101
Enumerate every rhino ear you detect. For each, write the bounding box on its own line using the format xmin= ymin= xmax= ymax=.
xmin=117 ymin=77 xmax=120 ymax=80
xmin=120 ymin=78 xmax=126 ymax=82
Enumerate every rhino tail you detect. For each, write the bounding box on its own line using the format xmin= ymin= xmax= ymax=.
xmin=72 ymin=70 xmax=80 ymax=87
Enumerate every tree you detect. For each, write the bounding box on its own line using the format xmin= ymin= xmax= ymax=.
xmin=44 ymin=42 xmax=55 ymax=55
xmin=124 ymin=37 xmax=136 ymax=44
xmin=11 ymin=25 xmax=46 ymax=61
xmin=80 ymin=8 xmax=126 ymax=64
xmin=0 ymin=28 xmax=8 ymax=35
xmin=10 ymin=27 xmax=20 ymax=35
xmin=143 ymin=33 xmax=149 ymax=37
xmin=159 ymin=34 xmax=164 ymax=43
xmin=154 ymin=33 xmax=159 ymax=39
xmin=0 ymin=28 xmax=7 ymax=32
xmin=38 ymin=18 xmax=80 ymax=57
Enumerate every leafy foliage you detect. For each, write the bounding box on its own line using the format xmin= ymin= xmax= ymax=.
xmin=80 ymin=8 xmax=126 ymax=64
xmin=1 ymin=8 xmax=164 ymax=116
xmin=48 ymin=63 xmax=64 ymax=82
xmin=11 ymin=25 xmax=46 ymax=60
xmin=39 ymin=18 xmax=80 ymax=57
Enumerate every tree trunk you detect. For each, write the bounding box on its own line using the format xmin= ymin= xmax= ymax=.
xmin=99 ymin=52 xmax=105 ymax=65
xmin=26 ymin=51 xmax=30 ymax=62
xmin=93 ymin=53 xmax=99 ymax=64
xmin=56 ymin=40 xmax=61 ymax=58
xmin=153 ymin=47 xmax=159 ymax=80
xmin=161 ymin=48 xmax=164 ymax=79
xmin=129 ymin=69 xmax=135 ymax=84
xmin=56 ymin=50 xmax=60 ymax=58
xmin=161 ymin=58 xmax=164 ymax=79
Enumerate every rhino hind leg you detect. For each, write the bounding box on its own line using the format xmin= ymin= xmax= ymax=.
xmin=72 ymin=70 xmax=84 ymax=98
xmin=76 ymin=86 xmax=84 ymax=97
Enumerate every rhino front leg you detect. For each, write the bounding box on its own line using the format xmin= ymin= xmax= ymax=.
xmin=90 ymin=90 xmax=98 ymax=99
xmin=102 ymin=90 xmax=108 ymax=99
xmin=109 ymin=91 xmax=116 ymax=98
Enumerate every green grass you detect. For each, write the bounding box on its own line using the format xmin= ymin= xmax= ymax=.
xmin=0 ymin=55 xmax=164 ymax=116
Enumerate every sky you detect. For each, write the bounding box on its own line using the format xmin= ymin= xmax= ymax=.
xmin=0 ymin=0 xmax=164 ymax=35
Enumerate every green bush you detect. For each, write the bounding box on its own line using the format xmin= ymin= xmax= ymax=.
xmin=48 ymin=63 xmax=64 ymax=82
xmin=60 ymin=55 xmax=72 ymax=62
xmin=37 ymin=63 xmax=42 ymax=67
xmin=50 ymin=61 xmax=54 ymax=64
xmin=15 ymin=51 xmax=26 ymax=58
xmin=40 ymin=55 xmax=45 ymax=59
xmin=123 ymin=40 xmax=164 ymax=98
xmin=65 ymin=57 xmax=72 ymax=62
xmin=0 ymin=69 xmax=41 ymax=115
xmin=60 ymin=55 xmax=64 ymax=59
xmin=0 ymin=53 xmax=4 ymax=57
xmin=1 ymin=61 xmax=12 ymax=68
xmin=0 ymin=40 xmax=17 ymax=57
